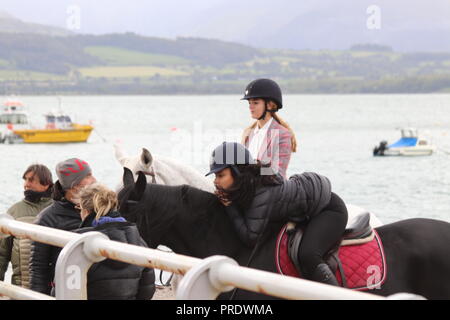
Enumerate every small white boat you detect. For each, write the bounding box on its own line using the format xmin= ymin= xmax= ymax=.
xmin=373 ymin=128 xmax=436 ymax=156
xmin=0 ymin=99 xmax=29 ymax=143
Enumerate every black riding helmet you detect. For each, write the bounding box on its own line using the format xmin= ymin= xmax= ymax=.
xmin=241 ymin=78 xmax=283 ymax=110
xmin=206 ymin=142 xmax=256 ymax=177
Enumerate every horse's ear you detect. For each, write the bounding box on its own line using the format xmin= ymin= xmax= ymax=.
xmin=141 ymin=148 xmax=153 ymax=167
xmin=134 ymin=171 xmax=147 ymax=200
xmin=123 ymin=167 xmax=135 ymax=187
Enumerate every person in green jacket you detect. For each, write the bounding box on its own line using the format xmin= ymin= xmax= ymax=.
xmin=0 ymin=164 xmax=53 ymax=288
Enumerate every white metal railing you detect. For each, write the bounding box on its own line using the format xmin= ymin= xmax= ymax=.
xmin=0 ymin=281 xmax=55 ymax=300
xmin=0 ymin=213 xmax=423 ymax=300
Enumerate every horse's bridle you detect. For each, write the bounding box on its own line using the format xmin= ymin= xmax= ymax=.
xmin=142 ymin=171 xmax=156 ymax=184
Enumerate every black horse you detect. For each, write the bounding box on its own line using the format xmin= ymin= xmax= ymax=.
xmin=118 ymin=168 xmax=450 ymax=299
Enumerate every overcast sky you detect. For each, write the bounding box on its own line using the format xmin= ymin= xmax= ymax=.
xmin=1 ymin=1 xmax=449 ymax=51
xmin=0 ymin=0 xmax=225 ymax=37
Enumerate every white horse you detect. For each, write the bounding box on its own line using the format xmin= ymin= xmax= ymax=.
xmin=114 ymin=143 xmax=215 ymax=193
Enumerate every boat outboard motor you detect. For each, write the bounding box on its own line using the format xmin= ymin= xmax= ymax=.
xmin=373 ymin=140 xmax=388 ymax=156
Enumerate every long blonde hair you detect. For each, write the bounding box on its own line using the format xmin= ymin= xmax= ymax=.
xmin=79 ymin=183 xmax=118 ymax=221
xmin=242 ymin=101 xmax=297 ymax=152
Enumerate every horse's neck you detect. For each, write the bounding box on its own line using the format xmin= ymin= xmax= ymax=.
xmin=155 ymin=194 xmax=279 ymax=276
xmin=158 ymin=210 xmax=208 ymax=258
xmin=157 ymin=190 xmax=240 ymax=258
xmin=152 ymin=157 xmax=214 ymax=192
xmin=151 ymin=158 xmax=178 ymax=184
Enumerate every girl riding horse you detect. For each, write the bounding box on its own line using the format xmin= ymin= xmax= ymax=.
xmin=240 ymin=78 xmax=297 ymax=179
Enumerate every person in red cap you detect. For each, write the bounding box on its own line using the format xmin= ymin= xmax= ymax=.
xmin=29 ymin=158 xmax=97 ymax=295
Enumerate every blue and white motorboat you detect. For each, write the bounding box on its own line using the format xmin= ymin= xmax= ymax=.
xmin=373 ymin=128 xmax=436 ymax=156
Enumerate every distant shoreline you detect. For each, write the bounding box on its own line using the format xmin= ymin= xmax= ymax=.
xmin=1 ymin=33 xmax=450 ymax=96
xmin=2 ymin=92 xmax=450 ymax=97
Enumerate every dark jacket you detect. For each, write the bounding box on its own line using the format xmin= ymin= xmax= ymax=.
xmin=0 ymin=197 xmax=52 ymax=288
xmin=225 ymin=172 xmax=332 ymax=247
xmin=73 ymin=211 xmax=155 ymax=300
xmin=29 ymin=199 xmax=82 ymax=294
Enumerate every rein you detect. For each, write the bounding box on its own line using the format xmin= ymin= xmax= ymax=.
xmin=143 ymin=171 xmax=156 ymax=184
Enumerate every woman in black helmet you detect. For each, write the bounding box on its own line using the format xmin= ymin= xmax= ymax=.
xmin=240 ymin=79 xmax=297 ymax=179
xmin=207 ymin=142 xmax=348 ymax=286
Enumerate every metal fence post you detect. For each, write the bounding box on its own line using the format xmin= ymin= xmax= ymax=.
xmin=54 ymin=232 xmax=108 ymax=300
xmin=176 ymin=255 xmax=238 ymax=300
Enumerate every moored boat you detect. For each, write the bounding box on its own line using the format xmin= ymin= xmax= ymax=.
xmin=12 ymin=112 xmax=93 ymax=143
xmin=0 ymin=99 xmax=29 ymax=143
xmin=373 ymin=128 xmax=436 ymax=156
xmin=0 ymin=99 xmax=94 ymax=144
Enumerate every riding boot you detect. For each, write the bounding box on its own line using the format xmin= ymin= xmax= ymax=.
xmin=310 ymin=263 xmax=339 ymax=286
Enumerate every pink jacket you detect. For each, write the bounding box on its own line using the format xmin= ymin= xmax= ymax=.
xmin=241 ymin=120 xmax=292 ymax=179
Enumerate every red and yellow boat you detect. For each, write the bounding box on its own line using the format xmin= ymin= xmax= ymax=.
xmin=1 ymin=99 xmax=93 ymax=144
xmin=13 ymin=124 xmax=93 ymax=143
xmin=12 ymin=113 xmax=93 ymax=143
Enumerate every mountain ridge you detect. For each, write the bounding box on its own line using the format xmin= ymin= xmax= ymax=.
xmin=0 ymin=10 xmax=72 ymax=36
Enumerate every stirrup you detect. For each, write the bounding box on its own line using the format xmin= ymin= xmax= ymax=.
xmin=311 ymin=263 xmax=339 ymax=286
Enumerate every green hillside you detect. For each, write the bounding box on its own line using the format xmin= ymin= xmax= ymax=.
xmin=0 ymin=69 xmax=65 ymax=81
xmin=0 ymin=11 xmax=72 ymax=37
xmin=84 ymin=46 xmax=192 ymax=66
xmin=78 ymin=66 xmax=189 ymax=78
xmin=0 ymin=32 xmax=450 ymax=94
